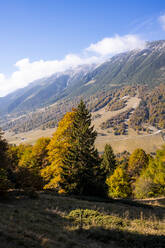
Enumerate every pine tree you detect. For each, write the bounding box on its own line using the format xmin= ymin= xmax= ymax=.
xmin=0 ymin=129 xmax=11 ymax=192
xmin=101 ymin=144 xmax=117 ymax=177
xmin=0 ymin=129 xmax=9 ymax=170
xmin=60 ymin=100 xmax=101 ymax=195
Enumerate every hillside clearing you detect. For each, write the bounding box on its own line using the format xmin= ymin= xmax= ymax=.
xmin=92 ymin=96 xmax=141 ymax=132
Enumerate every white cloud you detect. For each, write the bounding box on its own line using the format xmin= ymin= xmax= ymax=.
xmin=0 ymin=54 xmax=99 ymax=96
xmin=0 ymin=34 xmax=146 ymax=97
xmin=159 ymin=14 xmax=165 ymax=30
xmin=86 ymin=35 xmax=146 ymax=56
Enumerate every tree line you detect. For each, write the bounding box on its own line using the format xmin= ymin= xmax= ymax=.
xmin=0 ymin=100 xmax=164 ymax=198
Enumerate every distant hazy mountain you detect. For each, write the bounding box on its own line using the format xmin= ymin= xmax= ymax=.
xmin=0 ymin=40 xmax=165 ymax=115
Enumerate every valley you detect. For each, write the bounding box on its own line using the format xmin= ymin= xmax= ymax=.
xmin=4 ymin=121 xmax=164 ymax=154
xmin=4 ymin=95 xmax=164 ymax=153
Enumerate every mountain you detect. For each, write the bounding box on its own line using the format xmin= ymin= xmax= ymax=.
xmin=0 ymin=64 xmax=95 ymax=115
xmin=0 ymin=40 xmax=165 ymax=116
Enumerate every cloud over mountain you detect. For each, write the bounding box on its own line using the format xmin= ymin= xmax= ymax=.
xmin=0 ymin=55 xmax=100 ymax=96
xmin=86 ymin=35 xmax=146 ymax=56
xmin=159 ymin=14 xmax=165 ymax=30
xmin=0 ymin=35 xmax=146 ymax=97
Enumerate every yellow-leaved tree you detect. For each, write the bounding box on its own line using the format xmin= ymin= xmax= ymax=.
xmin=12 ymin=138 xmax=50 ymax=190
xmin=41 ymin=110 xmax=76 ymax=191
xmin=106 ymin=166 xmax=131 ymax=198
xmin=128 ymin=148 xmax=149 ymax=178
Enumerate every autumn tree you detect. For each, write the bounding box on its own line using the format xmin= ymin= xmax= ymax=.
xmin=133 ymin=145 xmax=165 ymax=198
xmin=8 ymin=144 xmax=27 ymax=171
xmin=128 ymin=148 xmax=149 ymax=178
xmin=134 ymin=173 xmax=157 ymax=199
xmin=41 ymin=110 xmax=76 ymax=190
xmin=31 ymin=137 xmax=50 ymax=169
xmin=134 ymin=145 xmax=165 ymax=198
xmin=14 ymin=139 xmax=50 ymax=190
xmin=106 ymin=166 xmax=131 ymax=198
xmin=60 ymin=100 xmax=101 ymax=196
xmin=18 ymin=145 xmax=33 ymax=168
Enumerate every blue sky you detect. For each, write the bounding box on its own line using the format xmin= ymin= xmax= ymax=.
xmin=0 ymin=0 xmax=165 ymax=96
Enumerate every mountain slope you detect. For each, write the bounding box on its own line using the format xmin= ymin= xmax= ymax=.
xmin=0 ymin=64 xmax=95 ymax=114
xmin=75 ymin=40 xmax=165 ymax=92
xmin=0 ymin=40 xmax=165 ymax=115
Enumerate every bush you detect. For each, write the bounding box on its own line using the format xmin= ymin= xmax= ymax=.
xmin=67 ymin=209 xmax=123 ymax=227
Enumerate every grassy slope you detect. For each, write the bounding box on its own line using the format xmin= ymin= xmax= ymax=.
xmin=0 ymin=191 xmax=164 ymax=248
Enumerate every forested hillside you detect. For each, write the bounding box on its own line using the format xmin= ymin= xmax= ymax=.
xmin=130 ymin=84 xmax=165 ymax=130
xmin=2 ymin=84 xmax=165 ymax=138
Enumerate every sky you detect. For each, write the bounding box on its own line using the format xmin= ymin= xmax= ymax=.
xmin=0 ymin=0 xmax=165 ymax=96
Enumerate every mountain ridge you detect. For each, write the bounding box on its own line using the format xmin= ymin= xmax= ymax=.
xmin=0 ymin=40 xmax=165 ymax=116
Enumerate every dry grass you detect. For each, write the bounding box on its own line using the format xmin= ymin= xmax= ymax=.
xmin=4 ymin=127 xmax=164 ymax=154
xmin=0 ymin=191 xmax=164 ymax=248
xmin=96 ymin=131 xmax=164 ymax=153
xmin=4 ymin=128 xmax=57 ymax=145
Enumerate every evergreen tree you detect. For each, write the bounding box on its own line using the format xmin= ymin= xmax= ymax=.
xmin=101 ymin=144 xmax=117 ymax=177
xmin=0 ymin=129 xmax=9 ymax=170
xmin=0 ymin=129 xmax=11 ymax=192
xmin=60 ymin=100 xmax=101 ymax=195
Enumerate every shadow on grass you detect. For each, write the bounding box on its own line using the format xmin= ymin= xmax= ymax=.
xmin=71 ymin=226 xmax=165 ymax=248
xmin=0 ymin=191 xmax=165 ymax=248
xmin=67 ymin=194 xmax=165 ymax=221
